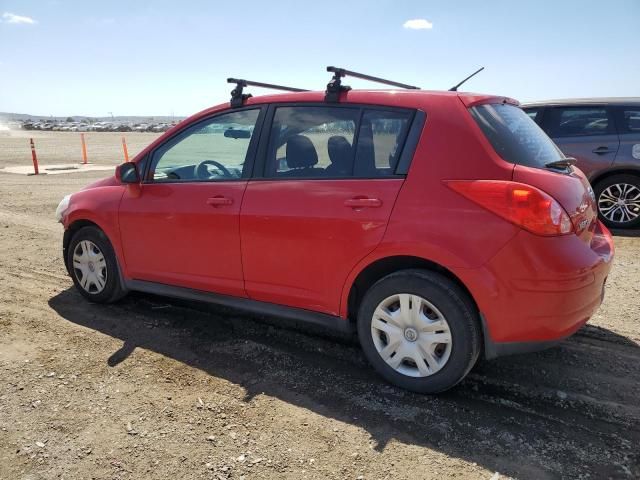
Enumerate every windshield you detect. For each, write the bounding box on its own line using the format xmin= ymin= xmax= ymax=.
xmin=470 ymin=103 xmax=563 ymax=168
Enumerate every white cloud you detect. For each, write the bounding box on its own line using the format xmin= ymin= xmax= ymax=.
xmin=403 ymin=18 xmax=433 ymax=30
xmin=2 ymin=12 xmax=37 ymax=25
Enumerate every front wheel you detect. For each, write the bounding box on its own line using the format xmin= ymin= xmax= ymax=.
xmin=357 ymin=270 xmax=481 ymax=394
xmin=67 ymin=226 xmax=126 ymax=303
xmin=594 ymin=174 xmax=640 ymax=229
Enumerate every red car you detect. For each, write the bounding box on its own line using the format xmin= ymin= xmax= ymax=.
xmin=55 ymin=69 xmax=614 ymax=393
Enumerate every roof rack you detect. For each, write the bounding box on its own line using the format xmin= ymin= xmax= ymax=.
xmin=325 ymin=66 xmax=420 ymax=102
xmin=227 ymin=78 xmax=309 ymax=108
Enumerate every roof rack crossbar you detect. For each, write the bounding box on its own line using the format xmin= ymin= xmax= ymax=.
xmin=227 ymin=78 xmax=309 ymax=108
xmin=324 ymin=66 xmax=420 ymax=103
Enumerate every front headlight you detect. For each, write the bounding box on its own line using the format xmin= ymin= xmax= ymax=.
xmin=55 ymin=194 xmax=72 ymax=223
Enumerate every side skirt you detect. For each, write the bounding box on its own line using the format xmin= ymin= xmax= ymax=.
xmin=125 ymin=279 xmax=354 ymax=336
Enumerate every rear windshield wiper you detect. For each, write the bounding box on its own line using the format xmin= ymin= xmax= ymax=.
xmin=545 ymin=157 xmax=577 ymax=170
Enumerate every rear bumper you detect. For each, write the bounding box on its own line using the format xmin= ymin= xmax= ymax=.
xmin=479 ymin=309 xmax=593 ymax=359
xmin=456 ymin=221 xmax=613 ymax=358
xmin=484 ymin=336 xmax=568 ymax=359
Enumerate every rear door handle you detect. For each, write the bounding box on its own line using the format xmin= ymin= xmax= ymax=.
xmin=344 ymin=197 xmax=382 ymax=208
xmin=206 ymin=196 xmax=233 ymax=207
xmin=592 ymin=146 xmax=612 ymax=154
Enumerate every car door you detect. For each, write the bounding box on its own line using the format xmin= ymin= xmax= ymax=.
xmin=119 ymin=107 xmax=264 ymax=296
xmin=543 ymin=106 xmax=619 ymax=180
xmin=240 ymin=104 xmax=416 ymax=315
xmin=612 ymin=106 xmax=640 ymax=169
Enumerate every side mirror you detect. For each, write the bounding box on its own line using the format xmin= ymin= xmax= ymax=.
xmin=116 ymin=162 xmax=140 ymax=184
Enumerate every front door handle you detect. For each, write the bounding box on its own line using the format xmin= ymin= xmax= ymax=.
xmin=592 ymin=146 xmax=612 ymax=154
xmin=344 ymin=197 xmax=382 ymax=208
xmin=206 ymin=196 xmax=233 ymax=207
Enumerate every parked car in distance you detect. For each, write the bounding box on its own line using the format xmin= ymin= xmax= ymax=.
xmin=523 ymin=98 xmax=640 ymax=229
xmin=55 ymin=77 xmax=614 ymax=393
xmin=19 ymin=119 xmax=180 ymax=133
xmin=133 ymin=123 xmax=150 ymax=132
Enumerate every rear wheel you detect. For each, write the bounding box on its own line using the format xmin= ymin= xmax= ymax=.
xmin=594 ymin=174 xmax=640 ymax=229
xmin=357 ymin=270 xmax=481 ymax=394
xmin=67 ymin=226 xmax=126 ymax=303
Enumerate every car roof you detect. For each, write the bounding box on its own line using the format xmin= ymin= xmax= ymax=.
xmin=522 ymin=97 xmax=640 ymax=107
xmin=186 ymin=89 xmax=518 ymax=123
xmin=246 ymin=89 xmax=516 ymax=106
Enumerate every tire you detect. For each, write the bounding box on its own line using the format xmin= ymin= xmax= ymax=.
xmin=67 ymin=226 xmax=127 ymax=303
xmin=357 ymin=269 xmax=481 ymax=394
xmin=593 ymin=174 xmax=640 ymax=229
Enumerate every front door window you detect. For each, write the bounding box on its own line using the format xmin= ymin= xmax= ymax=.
xmin=149 ymin=109 xmax=260 ymax=182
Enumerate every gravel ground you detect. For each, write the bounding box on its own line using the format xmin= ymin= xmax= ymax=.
xmin=0 ymin=133 xmax=639 ymax=479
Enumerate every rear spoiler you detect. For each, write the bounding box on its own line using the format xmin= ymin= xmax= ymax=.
xmin=458 ymin=94 xmax=520 ymax=108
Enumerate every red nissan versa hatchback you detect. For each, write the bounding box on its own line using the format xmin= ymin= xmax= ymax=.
xmin=55 ymin=69 xmax=614 ymax=393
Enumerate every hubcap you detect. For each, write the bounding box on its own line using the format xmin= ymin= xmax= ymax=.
xmin=370 ymin=294 xmax=453 ymax=378
xmin=72 ymin=240 xmax=107 ymax=294
xmin=598 ymin=183 xmax=640 ymax=224
xmin=404 ymin=327 xmax=418 ymax=342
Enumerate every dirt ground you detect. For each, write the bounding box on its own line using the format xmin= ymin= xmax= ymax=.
xmin=0 ymin=130 xmax=162 ymax=169
xmin=0 ymin=132 xmax=639 ymax=479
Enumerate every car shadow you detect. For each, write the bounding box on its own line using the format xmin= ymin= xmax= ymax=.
xmin=48 ymin=288 xmax=640 ymax=479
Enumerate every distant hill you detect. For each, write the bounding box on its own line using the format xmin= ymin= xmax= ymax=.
xmin=0 ymin=112 xmax=186 ymax=122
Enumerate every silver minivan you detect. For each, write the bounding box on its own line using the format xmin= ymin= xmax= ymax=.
xmin=523 ymin=98 xmax=640 ymax=229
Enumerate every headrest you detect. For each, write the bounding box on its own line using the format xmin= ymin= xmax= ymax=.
xmin=328 ymin=135 xmax=352 ymax=161
xmin=286 ymin=135 xmax=318 ymax=169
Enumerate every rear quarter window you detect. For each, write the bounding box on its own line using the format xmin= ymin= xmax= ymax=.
xmin=470 ymin=103 xmax=563 ymax=168
xmin=523 ymin=107 xmax=542 ymax=125
xmin=622 ymin=109 xmax=640 ymax=132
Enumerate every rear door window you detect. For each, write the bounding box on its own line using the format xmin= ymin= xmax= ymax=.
xmin=354 ymin=110 xmax=413 ymax=177
xmin=469 ymin=103 xmax=563 ymax=168
xmin=265 ymin=106 xmax=413 ymax=178
xmin=270 ymin=107 xmax=358 ymax=177
xmin=547 ymin=107 xmax=614 ymax=137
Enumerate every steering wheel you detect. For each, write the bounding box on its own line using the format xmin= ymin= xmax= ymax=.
xmin=195 ymin=160 xmax=232 ymax=179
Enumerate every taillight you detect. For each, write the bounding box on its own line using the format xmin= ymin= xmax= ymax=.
xmin=446 ymin=180 xmax=573 ymax=236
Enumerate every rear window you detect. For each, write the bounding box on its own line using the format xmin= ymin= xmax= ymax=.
xmin=470 ymin=103 xmax=563 ymax=168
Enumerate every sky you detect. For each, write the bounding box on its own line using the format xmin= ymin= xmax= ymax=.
xmin=0 ymin=0 xmax=638 ymax=117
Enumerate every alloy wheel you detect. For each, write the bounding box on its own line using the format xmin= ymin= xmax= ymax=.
xmin=598 ymin=183 xmax=640 ymax=224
